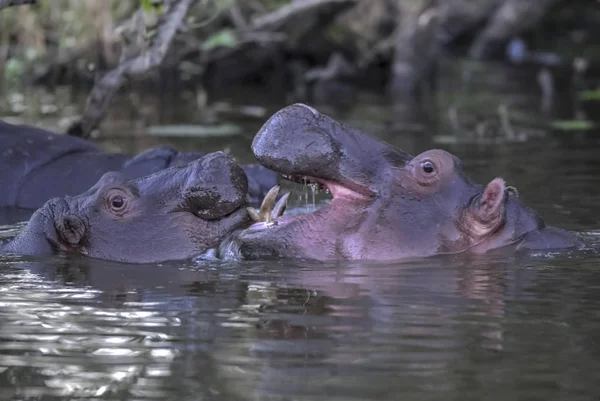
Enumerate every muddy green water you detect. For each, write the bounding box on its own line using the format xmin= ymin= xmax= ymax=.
xmin=1 ymin=60 xmax=600 ymax=400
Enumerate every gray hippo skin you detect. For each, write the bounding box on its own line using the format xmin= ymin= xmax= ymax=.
xmin=0 ymin=152 xmax=250 ymax=263
xmin=222 ymin=104 xmax=583 ymax=261
xmin=0 ymin=120 xmax=278 ymax=208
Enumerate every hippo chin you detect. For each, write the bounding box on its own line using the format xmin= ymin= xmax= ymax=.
xmin=221 ymin=104 xmax=583 ymax=261
xmin=0 ymin=152 xmax=249 ymax=264
xmin=0 ymin=120 xmax=278 ymax=208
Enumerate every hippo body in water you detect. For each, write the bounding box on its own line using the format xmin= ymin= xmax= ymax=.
xmin=0 ymin=152 xmax=250 ymax=263
xmin=222 ymin=104 xmax=583 ymax=261
xmin=0 ymin=120 xmax=278 ymax=208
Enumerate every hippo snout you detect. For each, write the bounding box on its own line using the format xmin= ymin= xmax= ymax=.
xmin=55 ymin=215 xmax=87 ymax=246
xmin=293 ymin=103 xmax=320 ymax=117
xmin=251 ymin=104 xmax=338 ymax=175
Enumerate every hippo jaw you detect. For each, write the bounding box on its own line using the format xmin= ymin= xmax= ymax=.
xmin=229 ymin=179 xmax=375 ymax=260
xmin=3 ymin=152 xmax=250 ymax=264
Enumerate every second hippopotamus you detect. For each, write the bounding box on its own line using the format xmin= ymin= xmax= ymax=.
xmin=0 ymin=152 xmax=250 ymax=263
xmin=0 ymin=120 xmax=278 ymax=209
xmin=221 ymin=104 xmax=584 ymax=261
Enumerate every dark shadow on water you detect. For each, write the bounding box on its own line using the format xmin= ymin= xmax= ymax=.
xmin=0 ymin=207 xmax=35 ymax=226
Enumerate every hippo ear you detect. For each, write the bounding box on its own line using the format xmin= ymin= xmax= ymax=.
xmin=463 ymin=178 xmax=507 ymax=240
xmin=475 ymin=178 xmax=506 ymax=222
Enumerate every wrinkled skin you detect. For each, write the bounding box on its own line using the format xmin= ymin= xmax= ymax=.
xmin=0 ymin=152 xmax=250 ymax=263
xmin=224 ymin=104 xmax=583 ymax=261
xmin=0 ymin=120 xmax=278 ymax=208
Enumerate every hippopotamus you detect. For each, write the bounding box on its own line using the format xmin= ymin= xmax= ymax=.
xmin=221 ymin=104 xmax=584 ymax=261
xmin=0 ymin=120 xmax=278 ymax=209
xmin=0 ymin=152 xmax=249 ymax=263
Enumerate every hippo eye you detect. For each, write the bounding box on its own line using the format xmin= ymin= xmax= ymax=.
xmin=105 ymin=189 xmax=130 ymax=216
xmin=421 ymin=160 xmax=435 ymax=175
xmin=111 ymin=196 xmax=125 ymax=209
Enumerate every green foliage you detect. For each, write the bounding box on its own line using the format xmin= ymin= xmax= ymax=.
xmin=147 ymin=123 xmax=242 ymax=137
xmin=141 ymin=0 xmax=165 ymax=14
xmin=201 ymin=29 xmax=237 ymax=51
xmin=579 ymin=90 xmax=600 ymax=101
xmin=4 ymin=58 xmax=24 ymax=89
xmin=259 ymin=0 xmax=292 ymax=10
xmin=212 ymin=0 xmax=237 ymax=12
xmin=551 ymin=120 xmax=596 ymax=131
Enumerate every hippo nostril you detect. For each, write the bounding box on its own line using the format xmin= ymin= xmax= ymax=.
xmin=56 ymin=215 xmax=86 ymax=246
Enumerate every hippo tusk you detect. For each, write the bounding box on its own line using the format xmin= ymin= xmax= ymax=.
xmin=271 ymin=191 xmax=289 ymax=219
xmin=246 ymin=185 xmax=290 ymax=226
xmin=247 ymin=207 xmax=261 ymax=222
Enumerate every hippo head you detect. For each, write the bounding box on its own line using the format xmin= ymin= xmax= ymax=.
xmin=7 ymin=152 xmax=249 ymax=263
xmin=227 ymin=104 xmax=561 ymax=261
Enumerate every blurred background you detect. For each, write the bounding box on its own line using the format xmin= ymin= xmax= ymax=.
xmin=0 ymin=0 xmax=599 ymax=160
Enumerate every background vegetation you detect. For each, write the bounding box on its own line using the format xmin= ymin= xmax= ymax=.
xmin=1 ymin=0 xmax=599 ymax=140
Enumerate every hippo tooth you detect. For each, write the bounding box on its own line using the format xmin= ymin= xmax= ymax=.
xmin=271 ymin=191 xmax=290 ymax=219
xmin=247 ymin=207 xmax=260 ymax=222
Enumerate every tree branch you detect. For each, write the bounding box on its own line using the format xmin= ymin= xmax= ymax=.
xmin=67 ymin=0 xmax=195 ymax=138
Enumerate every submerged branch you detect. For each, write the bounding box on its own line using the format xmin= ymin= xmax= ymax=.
xmin=252 ymin=0 xmax=356 ymax=32
xmin=66 ymin=0 xmax=355 ymax=138
xmin=67 ymin=0 xmax=195 ymax=138
xmin=0 ymin=0 xmax=36 ymax=10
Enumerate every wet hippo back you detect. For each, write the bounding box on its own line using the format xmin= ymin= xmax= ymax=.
xmin=0 ymin=121 xmax=127 ymax=208
xmin=0 ymin=120 xmax=280 ymax=209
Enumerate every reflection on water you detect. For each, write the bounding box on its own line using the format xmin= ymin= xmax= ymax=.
xmin=1 ymin=251 xmax=600 ymax=400
xmin=1 ymin=59 xmax=600 ymax=400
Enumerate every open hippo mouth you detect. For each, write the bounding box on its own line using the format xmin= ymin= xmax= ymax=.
xmin=242 ymin=103 xmax=412 ymax=231
xmin=222 ymin=103 xmax=414 ymax=260
xmin=245 ymin=173 xmax=372 ymax=229
xmin=279 ymin=173 xmax=373 ymax=201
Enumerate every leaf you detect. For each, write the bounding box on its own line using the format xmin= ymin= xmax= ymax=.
xmin=432 ymin=135 xmax=458 ymax=144
xmin=147 ymin=124 xmax=242 ymax=137
xmin=579 ymin=90 xmax=600 ymax=101
xmin=141 ymin=0 xmax=154 ymax=12
xmin=550 ymin=120 xmax=595 ymax=131
xmin=141 ymin=0 xmax=164 ymax=14
xmin=201 ymin=29 xmax=238 ymax=51
xmin=213 ymin=0 xmax=237 ymax=11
